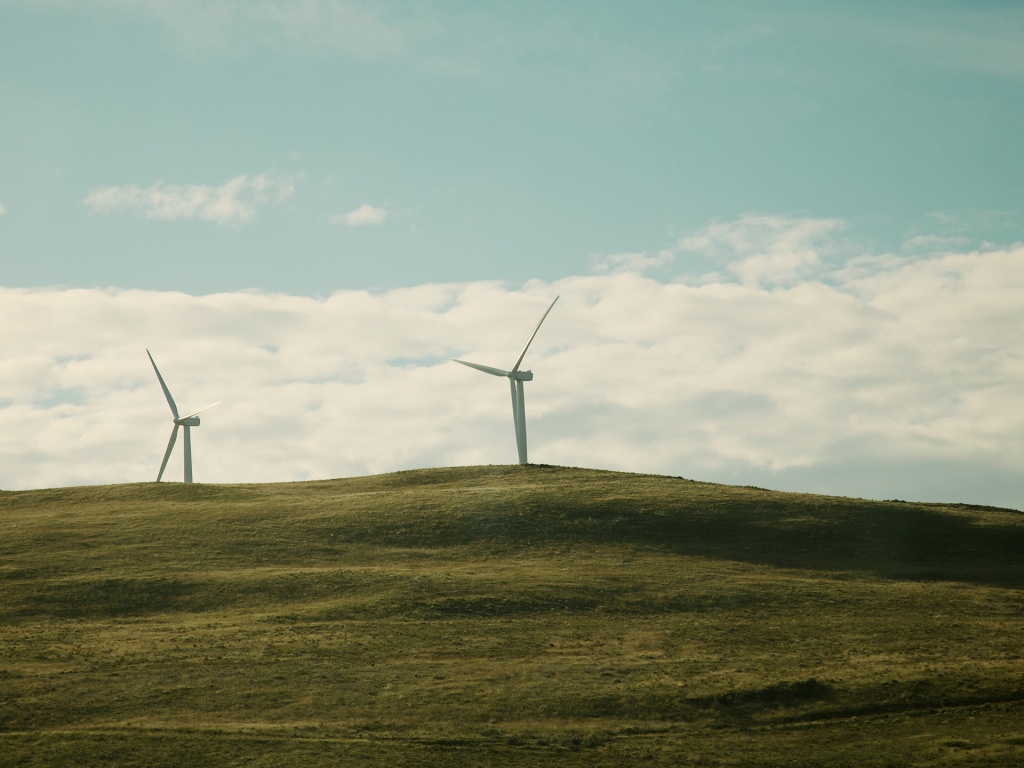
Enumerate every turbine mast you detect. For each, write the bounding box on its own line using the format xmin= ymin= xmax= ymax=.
xmin=183 ymin=426 xmax=193 ymax=484
xmin=509 ymin=378 xmax=525 ymax=464
xmin=515 ymin=378 xmax=527 ymax=464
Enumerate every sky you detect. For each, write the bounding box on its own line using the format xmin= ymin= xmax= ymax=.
xmin=1 ymin=1 xmax=1023 ymax=509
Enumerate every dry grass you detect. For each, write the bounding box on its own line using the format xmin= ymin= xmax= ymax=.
xmin=1 ymin=465 xmax=1023 ymax=765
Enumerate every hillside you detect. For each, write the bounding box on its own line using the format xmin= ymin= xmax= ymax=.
xmin=2 ymin=465 xmax=1023 ymax=766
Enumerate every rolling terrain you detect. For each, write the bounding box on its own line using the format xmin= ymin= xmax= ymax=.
xmin=2 ymin=465 xmax=1023 ymax=766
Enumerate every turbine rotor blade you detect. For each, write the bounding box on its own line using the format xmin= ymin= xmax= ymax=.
xmin=147 ymin=349 xmax=179 ymax=419
xmin=180 ymin=401 xmax=221 ymax=420
xmin=157 ymin=424 xmax=179 ymax=482
xmin=452 ymin=359 xmax=509 ymax=377
xmin=510 ymin=295 xmax=559 ymax=374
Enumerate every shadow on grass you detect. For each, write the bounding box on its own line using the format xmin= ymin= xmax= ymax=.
xmin=325 ymin=469 xmax=1024 ymax=588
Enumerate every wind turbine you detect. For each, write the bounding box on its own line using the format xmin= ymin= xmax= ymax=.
xmin=452 ymin=296 xmax=559 ymax=465
xmin=147 ymin=350 xmax=220 ymax=483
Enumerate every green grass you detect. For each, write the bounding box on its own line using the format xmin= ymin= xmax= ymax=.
xmin=2 ymin=464 xmax=1023 ymax=766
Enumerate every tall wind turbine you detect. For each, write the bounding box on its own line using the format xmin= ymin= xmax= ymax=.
xmin=147 ymin=350 xmax=220 ymax=483
xmin=452 ymin=296 xmax=559 ymax=465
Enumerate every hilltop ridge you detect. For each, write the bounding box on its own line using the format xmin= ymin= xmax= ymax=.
xmin=3 ymin=464 xmax=1019 ymax=587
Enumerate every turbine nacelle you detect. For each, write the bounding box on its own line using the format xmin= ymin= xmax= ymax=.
xmin=175 ymin=416 xmax=201 ymax=427
xmin=509 ymin=370 xmax=533 ymax=381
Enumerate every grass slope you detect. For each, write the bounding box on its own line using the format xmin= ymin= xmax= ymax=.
xmin=2 ymin=465 xmax=1023 ymax=766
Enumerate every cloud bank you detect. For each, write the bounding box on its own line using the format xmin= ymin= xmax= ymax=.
xmin=83 ymin=174 xmax=295 ymax=225
xmin=332 ymin=204 xmax=388 ymax=227
xmin=1 ymin=217 xmax=1021 ymax=508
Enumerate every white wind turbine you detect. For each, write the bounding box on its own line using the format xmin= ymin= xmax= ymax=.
xmin=452 ymin=296 xmax=559 ymax=465
xmin=147 ymin=350 xmax=220 ymax=483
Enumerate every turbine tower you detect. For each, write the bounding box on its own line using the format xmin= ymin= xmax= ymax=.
xmin=452 ymin=296 xmax=559 ymax=465
xmin=147 ymin=350 xmax=220 ymax=483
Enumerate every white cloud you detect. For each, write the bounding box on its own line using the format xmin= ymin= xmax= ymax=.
xmin=676 ymin=214 xmax=846 ymax=286
xmin=0 ymin=203 xmax=6 ymax=216
xmin=592 ymin=250 xmax=673 ymax=275
xmin=332 ymin=204 xmax=387 ymax=227
xmin=83 ymin=174 xmax=295 ymax=225
xmin=1 ymin=225 xmax=1023 ymax=510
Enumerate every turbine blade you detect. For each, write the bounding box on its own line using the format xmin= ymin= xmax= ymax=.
xmin=157 ymin=424 xmax=178 ymax=482
xmin=510 ymin=296 xmax=559 ymax=374
xmin=147 ymin=349 xmax=179 ymax=419
xmin=181 ymin=401 xmax=221 ymax=420
xmin=452 ymin=359 xmax=509 ymax=377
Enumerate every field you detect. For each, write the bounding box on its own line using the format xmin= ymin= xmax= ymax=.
xmin=2 ymin=465 xmax=1023 ymax=766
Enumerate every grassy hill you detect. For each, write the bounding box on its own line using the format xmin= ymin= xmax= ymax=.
xmin=2 ymin=465 xmax=1023 ymax=766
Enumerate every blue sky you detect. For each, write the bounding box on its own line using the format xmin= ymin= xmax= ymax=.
xmin=1 ymin=1 xmax=1023 ymax=507
xmin=3 ymin=0 xmax=1022 ymax=292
